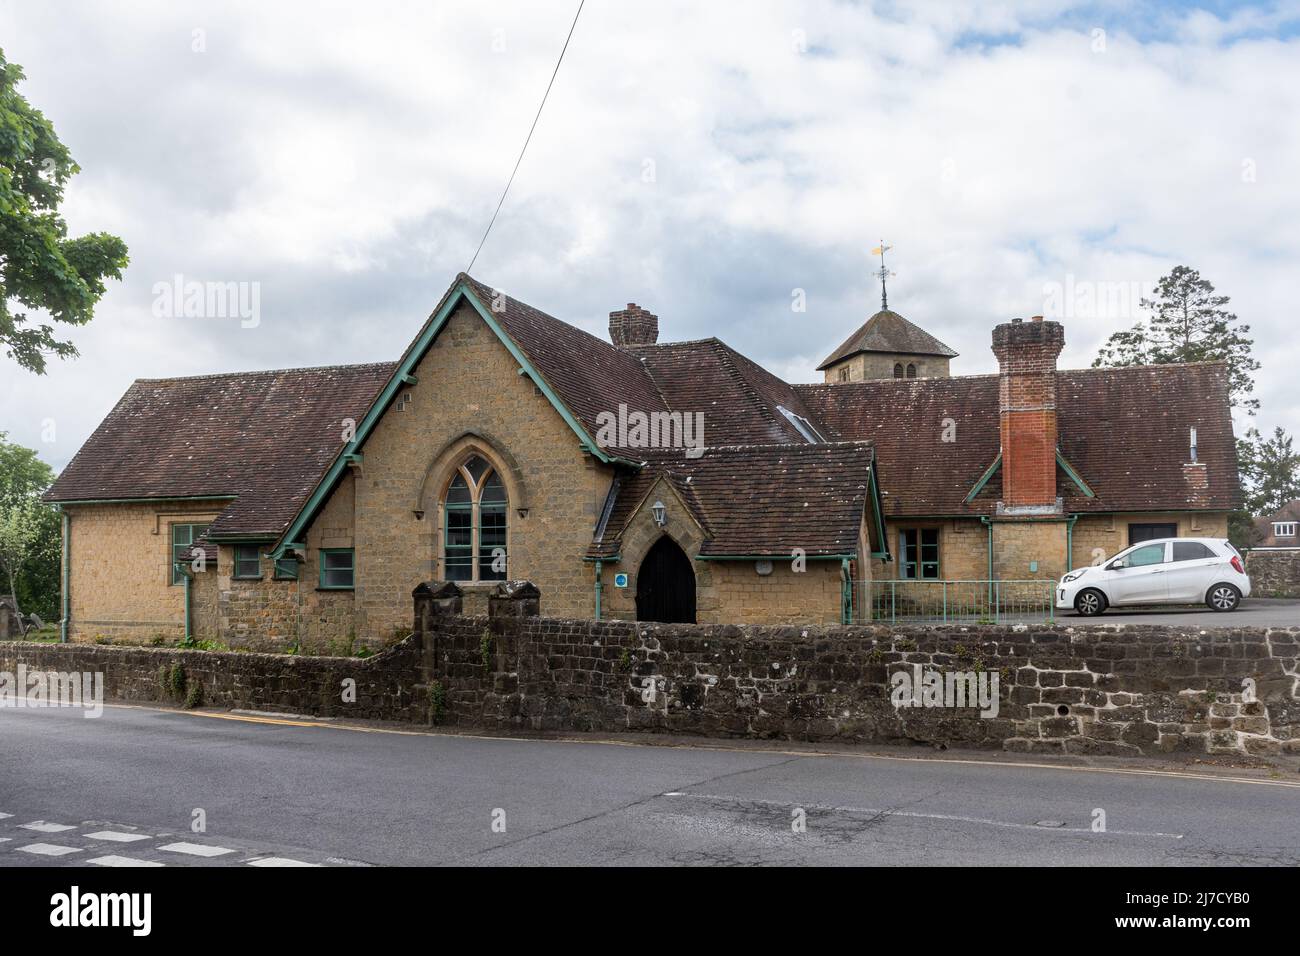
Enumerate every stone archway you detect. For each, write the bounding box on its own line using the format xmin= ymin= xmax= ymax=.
xmin=635 ymin=535 xmax=697 ymax=624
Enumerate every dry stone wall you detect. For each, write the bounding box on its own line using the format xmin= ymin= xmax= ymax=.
xmin=5 ymin=581 xmax=1297 ymax=759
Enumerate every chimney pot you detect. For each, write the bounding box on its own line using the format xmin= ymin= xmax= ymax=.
xmin=609 ymin=303 xmax=659 ymax=348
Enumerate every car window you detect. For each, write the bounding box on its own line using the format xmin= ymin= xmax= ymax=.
xmin=1126 ymin=543 xmax=1167 ymax=567
xmin=1171 ymin=541 xmax=1214 ymax=562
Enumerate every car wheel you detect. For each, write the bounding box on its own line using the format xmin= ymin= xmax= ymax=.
xmin=1206 ymin=584 xmax=1241 ymax=612
xmin=1075 ymin=588 xmax=1107 ymax=616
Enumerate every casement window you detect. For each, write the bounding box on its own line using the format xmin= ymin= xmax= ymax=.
xmin=1273 ymin=522 xmax=1298 ymax=538
xmin=274 ymin=555 xmax=300 ymax=580
xmin=319 ymin=549 xmax=355 ymax=590
xmin=170 ymin=523 xmax=209 ymax=585
xmin=443 ymin=454 xmax=508 ymax=582
xmin=906 ymin=363 xmax=917 ymax=378
xmin=899 ymin=528 xmax=940 ymax=579
xmin=893 ymin=363 xmax=904 ymax=379
xmin=233 ymin=545 xmax=262 ymax=579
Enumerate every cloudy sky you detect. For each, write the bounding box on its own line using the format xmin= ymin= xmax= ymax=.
xmin=3 ymin=0 xmax=1298 ymax=471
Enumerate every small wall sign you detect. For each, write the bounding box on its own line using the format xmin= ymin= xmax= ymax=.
xmin=614 ymin=572 xmax=629 ymax=588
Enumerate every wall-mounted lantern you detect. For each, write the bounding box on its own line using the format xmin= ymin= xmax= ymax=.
xmin=652 ymin=500 xmax=667 ymax=527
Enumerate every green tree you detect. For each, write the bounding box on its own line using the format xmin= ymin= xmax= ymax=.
xmin=1093 ymin=265 xmax=1260 ymax=414
xmin=1 ymin=47 xmax=129 ymax=374
xmin=0 ymin=432 xmax=60 ymax=621
xmin=1237 ymin=426 xmax=1300 ymax=518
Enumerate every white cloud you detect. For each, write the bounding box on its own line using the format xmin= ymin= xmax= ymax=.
xmin=2 ymin=0 xmax=1298 ymax=470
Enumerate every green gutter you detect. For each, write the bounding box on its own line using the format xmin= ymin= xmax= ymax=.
xmin=867 ymin=463 xmax=890 ymax=559
xmin=594 ymin=559 xmax=603 ymax=621
xmin=49 ymin=495 xmax=237 ymax=506
xmin=965 ymin=455 xmax=1001 ymax=503
xmin=695 ymin=553 xmax=856 ymax=561
xmin=1056 ymin=451 xmax=1096 ymax=498
xmin=578 ymin=445 xmax=647 ymax=470
xmin=60 ymin=509 xmax=70 ymax=644
xmin=274 ymin=281 xmax=634 ymax=558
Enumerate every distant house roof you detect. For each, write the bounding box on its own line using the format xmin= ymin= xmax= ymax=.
xmin=43 ymin=363 xmax=395 ymax=537
xmin=816 ymin=308 xmax=958 ymax=370
xmin=1251 ymin=499 xmax=1300 ymax=548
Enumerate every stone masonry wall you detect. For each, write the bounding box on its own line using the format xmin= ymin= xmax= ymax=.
xmin=0 ymin=636 xmax=425 ymax=722
xmin=62 ymin=500 xmax=227 ymax=644
xmin=1246 ymin=550 xmax=1300 ymax=598
xmin=11 ymin=582 xmax=1296 ymax=759
xmin=423 ymin=588 xmax=1300 ymax=757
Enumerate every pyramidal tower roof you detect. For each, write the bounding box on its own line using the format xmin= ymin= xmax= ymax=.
xmin=816 ymin=308 xmax=959 ymax=371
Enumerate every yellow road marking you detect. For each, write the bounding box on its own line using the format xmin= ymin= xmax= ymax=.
xmin=105 ymin=703 xmax=1300 ymax=789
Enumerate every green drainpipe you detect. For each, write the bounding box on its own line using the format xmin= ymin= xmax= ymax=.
xmin=60 ymin=509 xmax=70 ymax=643
xmin=173 ymin=562 xmax=193 ymax=645
xmin=1066 ymin=513 xmax=1081 ymax=572
xmin=841 ymin=557 xmax=852 ymax=625
xmin=980 ymin=516 xmax=994 ymax=604
xmin=594 ymin=559 xmax=603 ymax=621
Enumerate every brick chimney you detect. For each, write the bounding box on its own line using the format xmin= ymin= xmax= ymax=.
xmin=991 ymin=315 xmax=1065 ymax=512
xmin=609 ymin=304 xmax=658 ymax=348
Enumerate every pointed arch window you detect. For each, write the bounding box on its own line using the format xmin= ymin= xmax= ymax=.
xmin=893 ymin=363 xmax=904 ymax=379
xmin=906 ymin=363 xmax=917 ymax=378
xmin=443 ymin=454 xmax=508 ymax=582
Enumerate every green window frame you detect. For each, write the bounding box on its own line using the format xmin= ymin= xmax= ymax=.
xmin=233 ymin=544 xmax=262 ymax=580
xmin=170 ymin=523 xmax=209 ymax=585
xmin=442 ymin=454 xmax=508 ymax=583
xmin=899 ymin=528 xmax=940 ymax=579
xmin=319 ymin=548 xmax=355 ymax=590
xmin=274 ymin=555 xmax=300 ymax=580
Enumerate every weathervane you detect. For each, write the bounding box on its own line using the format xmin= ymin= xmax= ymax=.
xmin=870 ymin=241 xmax=894 ymax=310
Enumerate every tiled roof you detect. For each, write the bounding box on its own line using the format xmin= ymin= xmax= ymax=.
xmin=628 ymin=339 xmax=815 ymax=445
xmin=587 ymin=443 xmax=876 ymax=558
xmin=817 ymin=308 xmax=958 ymax=370
xmin=49 ymin=273 xmax=1239 ymax=559
xmin=458 ymin=275 xmax=669 ymax=454
xmin=44 ymin=363 xmax=396 ymax=537
xmin=1250 ymin=499 xmax=1300 ymax=547
xmin=796 ymin=363 xmax=1241 ymax=516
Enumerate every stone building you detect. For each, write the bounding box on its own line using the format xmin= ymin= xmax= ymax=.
xmin=44 ymin=273 xmax=1240 ymax=648
xmin=817 ymin=307 xmax=958 ymax=383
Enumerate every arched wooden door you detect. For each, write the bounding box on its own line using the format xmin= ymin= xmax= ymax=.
xmin=635 ymin=536 xmax=697 ymax=624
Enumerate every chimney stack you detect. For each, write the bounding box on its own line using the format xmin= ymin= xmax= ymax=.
xmin=991 ymin=317 xmax=1066 ymax=511
xmin=609 ymin=303 xmax=659 ymax=348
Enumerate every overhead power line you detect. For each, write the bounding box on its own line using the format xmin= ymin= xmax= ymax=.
xmin=465 ymin=0 xmax=586 ymax=274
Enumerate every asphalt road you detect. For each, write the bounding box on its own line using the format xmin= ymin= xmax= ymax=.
xmin=3 ymin=705 xmax=1299 ymax=866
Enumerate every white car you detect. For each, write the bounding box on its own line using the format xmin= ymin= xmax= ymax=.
xmin=1056 ymin=537 xmax=1251 ymax=616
